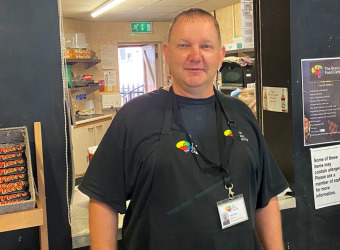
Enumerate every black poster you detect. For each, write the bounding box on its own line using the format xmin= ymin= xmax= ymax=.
xmin=302 ymin=57 xmax=340 ymax=146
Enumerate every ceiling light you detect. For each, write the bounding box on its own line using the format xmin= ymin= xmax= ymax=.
xmin=91 ymin=0 xmax=126 ymax=18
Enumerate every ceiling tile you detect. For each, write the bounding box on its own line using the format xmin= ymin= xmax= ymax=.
xmin=151 ymin=0 xmax=203 ymax=7
xmin=138 ymin=6 xmax=185 ymax=13
xmin=194 ymin=0 xmax=239 ymax=7
xmin=103 ymin=5 xmax=144 ymax=13
xmin=62 ymin=12 xmax=91 ymax=20
xmin=61 ymin=0 xmax=106 ymax=12
xmin=127 ymin=11 xmax=169 ymax=20
xmin=118 ymin=0 xmax=162 ymax=6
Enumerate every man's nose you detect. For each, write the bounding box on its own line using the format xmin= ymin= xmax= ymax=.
xmin=189 ymin=45 xmax=201 ymax=62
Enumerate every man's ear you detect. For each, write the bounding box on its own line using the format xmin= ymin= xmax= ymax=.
xmin=219 ymin=45 xmax=226 ymax=66
xmin=163 ymin=43 xmax=169 ymax=64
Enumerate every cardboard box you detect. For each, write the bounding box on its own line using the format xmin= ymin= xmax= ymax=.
xmin=64 ymin=48 xmax=94 ymax=59
xmin=224 ymin=43 xmax=237 ymax=51
xmin=0 ymin=126 xmax=36 ymax=215
xmin=230 ymin=35 xmax=254 ymax=50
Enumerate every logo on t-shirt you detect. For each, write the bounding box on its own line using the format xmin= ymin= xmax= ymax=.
xmin=176 ymin=141 xmax=198 ymax=154
xmin=224 ymin=129 xmax=234 ymax=137
xmin=225 ymin=129 xmax=248 ymax=142
xmin=176 ymin=141 xmax=191 ymax=153
xmin=237 ymin=131 xmax=249 ymax=142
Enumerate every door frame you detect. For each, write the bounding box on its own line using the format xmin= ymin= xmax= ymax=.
xmin=118 ymin=41 xmax=167 ymax=91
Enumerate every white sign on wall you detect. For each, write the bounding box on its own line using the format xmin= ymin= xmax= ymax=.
xmin=100 ymin=45 xmax=117 ymax=69
xmin=262 ymin=87 xmax=288 ymax=113
xmin=311 ymin=144 xmax=340 ymax=209
xmin=104 ymin=70 xmax=116 ymax=92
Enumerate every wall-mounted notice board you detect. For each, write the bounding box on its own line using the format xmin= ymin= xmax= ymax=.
xmin=302 ymin=57 xmax=340 ymax=146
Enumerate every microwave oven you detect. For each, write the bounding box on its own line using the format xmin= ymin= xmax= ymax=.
xmin=219 ymin=62 xmax=256 ymax=88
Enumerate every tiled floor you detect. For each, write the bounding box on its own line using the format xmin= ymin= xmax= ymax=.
xmin=71 ymin=185 xmax=90 ymax=249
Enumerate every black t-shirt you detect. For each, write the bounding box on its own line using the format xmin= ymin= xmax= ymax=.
xmin=79 ymin=88 xmax=288 ymax=249
xmin=177 ymin=94 xmax=219 ymax=164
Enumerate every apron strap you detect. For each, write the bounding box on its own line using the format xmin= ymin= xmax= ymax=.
xmin=161 ymin=87 xmax=174 ymax=133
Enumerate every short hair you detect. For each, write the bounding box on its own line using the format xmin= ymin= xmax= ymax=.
xmin=168 ymin=8 xmax=221 ymax=44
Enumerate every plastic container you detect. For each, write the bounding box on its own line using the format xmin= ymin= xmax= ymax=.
xmin=85 ymin=100 xmax=95 ymax=115
xmin=65 ymin=33 xmax=87 ymax=49
xmin=87 ymin=146 xmax=98 ymax=163
xmin=0 ymin=126 xmax=36 ymax=215
xmin=66 ymin=65 xmax=72 ymax=87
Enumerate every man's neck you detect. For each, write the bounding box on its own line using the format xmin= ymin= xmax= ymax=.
xmin=170 ymin=84 xmax=214 ymax=99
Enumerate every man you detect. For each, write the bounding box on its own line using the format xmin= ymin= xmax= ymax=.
xmin=222 ymin=213 xmax=230 ymax=226
xmin=79 ymin=8 xmax=288 ymax=250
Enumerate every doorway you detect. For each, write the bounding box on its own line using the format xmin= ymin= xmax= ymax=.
xmin=118 ymin=43 xmax=166 ymax=105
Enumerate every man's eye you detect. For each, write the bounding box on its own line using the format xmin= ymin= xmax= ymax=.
xmin=202 ymin=44 xmax=213 ymax=49
xmin=178 ymin=44 xmax=189 ymax=48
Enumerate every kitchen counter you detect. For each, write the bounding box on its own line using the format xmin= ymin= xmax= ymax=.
xmin=75 ymin=114 xmax=112 ymax=126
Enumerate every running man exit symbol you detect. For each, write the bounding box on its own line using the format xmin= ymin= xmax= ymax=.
xmin=130 ymin=22 xmax=152 ymax=33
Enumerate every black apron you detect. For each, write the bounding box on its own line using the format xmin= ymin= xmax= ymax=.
xmin=122 ymin=88 xmax=261 ymax=250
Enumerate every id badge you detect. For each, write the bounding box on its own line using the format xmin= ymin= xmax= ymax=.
xmin=216 ymin=194 xmax=248 ymax=229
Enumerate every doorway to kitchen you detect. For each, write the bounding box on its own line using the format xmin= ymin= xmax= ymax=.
xmin=118 ymin=43 xmax=165 ymax=105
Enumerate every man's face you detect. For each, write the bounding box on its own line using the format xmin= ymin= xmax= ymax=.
xmin=163 ymin=16 xmax=225 ymax=98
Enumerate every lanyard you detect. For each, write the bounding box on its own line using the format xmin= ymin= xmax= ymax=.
xmin=171 ymin=87 xmax=236 ymax=199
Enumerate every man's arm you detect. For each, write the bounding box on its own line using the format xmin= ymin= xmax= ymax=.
xmin=89 ymin=198 xmax=118 ymax=250
xmin=255 ymin=196 xmax=284 ymax=250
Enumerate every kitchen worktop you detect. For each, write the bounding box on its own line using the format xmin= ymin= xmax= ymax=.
xmin=75 ymin=114 xmax=112 ymax=125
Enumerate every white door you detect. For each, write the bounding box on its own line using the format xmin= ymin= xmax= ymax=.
xmin=142 ymin=44 xmax=158 ymax=92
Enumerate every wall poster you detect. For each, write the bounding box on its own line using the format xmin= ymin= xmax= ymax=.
xmin=311 ymin=145 xmax=340 ymax=209
xmin=262 ymin=87 xmax=288 ymax=113
xmin=100 ymin=45 xmax=117 ymax=69
xmin=104 ymin=70 xmax=116 ymax=92
xmin=302 ymin=57 xmax=340 ymax=146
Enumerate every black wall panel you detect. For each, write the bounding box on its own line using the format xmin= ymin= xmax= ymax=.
xmin=0 ymin=0 xmax=72 ymax=249
xmin=289 ymin=0 xmax=340 ymax=249
xmin=257 ymin=0 xmax=340 ymax=249
xmin=258 ymin=0 xmax=294 ymax=188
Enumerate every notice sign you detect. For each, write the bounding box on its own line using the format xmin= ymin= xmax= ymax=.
xmin=262 ymin=87 xmax=288 ymax=113
xmin=302 ymin=57 xmax=340 ymax=146
xmin=100 ymin=45 xmax=117 ymax=69
xmin=104 ymin=71 xmax=116 ymax=92
xmin=76 ymin=93 xmax=86 ymax=100
xmin=311 ymin=145 xmax=340 ymax=209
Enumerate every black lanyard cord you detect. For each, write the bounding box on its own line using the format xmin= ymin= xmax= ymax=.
xmin=215 ymin=98 xmax=233 ymax=189
xmin=213 ymin=88 xmax=237 ymax=199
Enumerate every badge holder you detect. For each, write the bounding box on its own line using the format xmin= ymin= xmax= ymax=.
xmin=217 ymin=192 xmax=248 ymax=229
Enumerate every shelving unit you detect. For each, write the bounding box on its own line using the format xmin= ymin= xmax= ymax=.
xmin=66 ymin=59 xmax=101 ymax=70
xmin=219 ymin=86 xmax=242 ymax=90
xmin=225 ymin=48 xmax=254 ymax=56
xmin=70 ymin=85 xmax=102 ymax=94
xmin=0 ymin=122 xmax=49 ymax=250
xmin=218 ymin=86 xmax=242 ymax=96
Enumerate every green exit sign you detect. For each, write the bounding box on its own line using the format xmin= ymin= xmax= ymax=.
xmin=130 ymin=22 xmax=152 ymax=33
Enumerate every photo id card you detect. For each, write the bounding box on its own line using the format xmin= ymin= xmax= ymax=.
xmin=216 ymin=194 xmax=249 ymax=229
